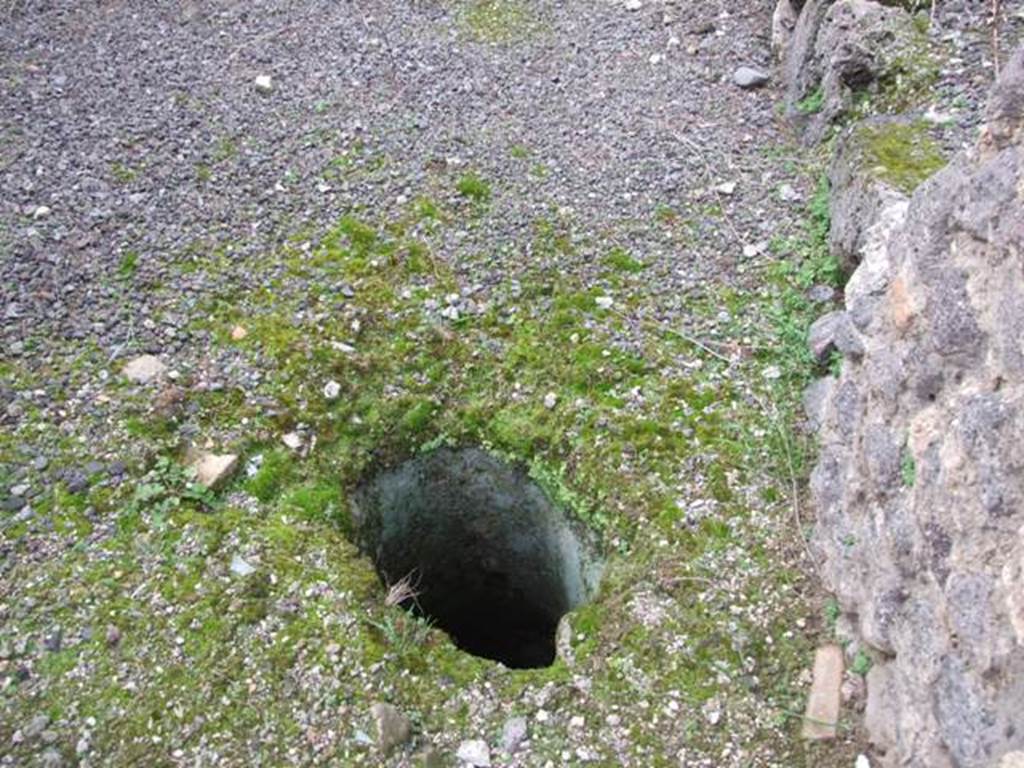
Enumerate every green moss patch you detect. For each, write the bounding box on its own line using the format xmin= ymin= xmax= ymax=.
xmin=858 ymin=121 xmax=947 ymax=194
xmin=1 ymin=157 xmax=854 ymax=764
xmin=459 ymin=0 xmax=540 ymax=43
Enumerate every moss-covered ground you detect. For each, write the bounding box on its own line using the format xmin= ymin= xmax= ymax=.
xmin=0 ymin=148 xmax=868 ymax=765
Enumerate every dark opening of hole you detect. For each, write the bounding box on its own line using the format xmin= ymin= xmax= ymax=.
xmin=352 ymin=447 xmax=602 ymax=669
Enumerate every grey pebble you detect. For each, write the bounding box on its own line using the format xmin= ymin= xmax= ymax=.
xmin=733 ymin=66 xmax=770 ymax=89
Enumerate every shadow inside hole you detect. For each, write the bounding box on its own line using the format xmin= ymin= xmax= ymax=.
xmin=351 ymin=446 xmax=603 ymax=669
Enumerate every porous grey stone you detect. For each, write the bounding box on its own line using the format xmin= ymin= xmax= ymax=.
xmin=810 ymin=46 xmax=1024 ymax=768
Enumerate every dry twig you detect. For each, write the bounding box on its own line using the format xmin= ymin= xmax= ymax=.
xmin=384 ymin=571 xmax=422 ymax=608
xmin=672 ymin=132 xmax=746 ymax=247
xmin=611 ymin=308 xmax=734 ymax=364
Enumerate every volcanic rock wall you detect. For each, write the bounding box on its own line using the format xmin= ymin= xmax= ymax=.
xmin=778 ymin=0 xmax=1024 ymax=764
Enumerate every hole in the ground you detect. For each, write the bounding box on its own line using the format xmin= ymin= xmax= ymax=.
xmin=351 ymin=446 xmax=603 ymax=669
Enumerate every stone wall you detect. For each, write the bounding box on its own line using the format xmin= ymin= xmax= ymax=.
xmin=800 ymin=22 xmax=1024 ymax=766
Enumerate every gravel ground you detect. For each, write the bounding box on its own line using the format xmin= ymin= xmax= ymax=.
xmin=0 ymin=1 xmax=1019 ymax=766
xmin=2 ymin=0 xmax=1017 ymax=360
xmin=0 ymin=0 xmax=792 ymax=353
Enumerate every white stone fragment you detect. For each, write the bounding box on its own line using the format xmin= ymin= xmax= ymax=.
xmin=190 ymin=453 xmax=239 ymax=489
xmin=456 ymin=740 xmax=491 ymax=767
xmin=122 ymin=355 xmax=167 ymax=384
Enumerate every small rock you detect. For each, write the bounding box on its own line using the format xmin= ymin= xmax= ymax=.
xmin=105 ymin=625 xmax=121 ymax=647
xmin=808 ymin=311 xmax=843 ymax=364
xmin=807 ymin=284 xmax=837 ymax=304
xmin=715 ymin=181 xmax=737 ymax=196
xmin=43 ymin=627 xmax=62 ymax=653
xmin=32 ymin=456 xmax=49 ymax=471
xmin=803 ymin=377 xmax=836 ymax=433
xmin=415 ymin=747 xmax=445 ymax=768
xmin=353 ymin=729 xmax=373 ymax=745
xmin=733 ymin=66 xmax=770 ymax=89
xmin=802 ymin=645 xmax=843 ymax=740
xmin=246 ymin=454 xmax=264 ymax=477
xmin=323 ymin=380 xmax=341 ymax=400
xmin=190 ymin=453 xmax=239 ymax=489
xmin=595 ymin=296 xmax=614 ymax=310
xmin=32 ymin=205 xmax=52 ymax=220
xmin=543 ymin=392 xmax=558 ymax=410
xmin=2 ymin=495 xmax=26 ymax=511
xmin=25 ymin=714 xmax=50 ymax=739
xmin=66 ymin=472 xmax=88 ymax=494
xmin=808 ymin=311 xmax=863 ymax=364
xmin=625 ymin=0 xmax=643 ymax=9
xmin=10 ymin=484 xmax=29 ymax=497
xmin=153 ymin=385 xmax=186 ymax=418
xmin=230 ymin=325 xmax=248 ymax=341
xmin=841 ymin=672 xmax=866 ymax=703
xmin=370 ymin=702 xmax=411 ymax=754
xmin=122 ymin=354 xmax=167 ymax=384
xmin=230 ymin=554 xmax=256 ymax=577
xmin=702 ymin=697 xmax=723 ymax=725
xmin=501 ymin=716 xmax=528 ymax=753
xmin=282 ymin=432 xmax=303 ymax=451
xmin=40 ymin=748 xmax=63 ymax=768
xmin=254 ymin=74 xmax=273 ymax=93
xmin=742 ymin=242 xmax=765 ymax=259
xmin=856 ymin=754 xmax=871 ymax=768
xmin=779 ymin=183 xmax=801 ymax=202
xmin=456 ymin=739 xmax=491 ymax=767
